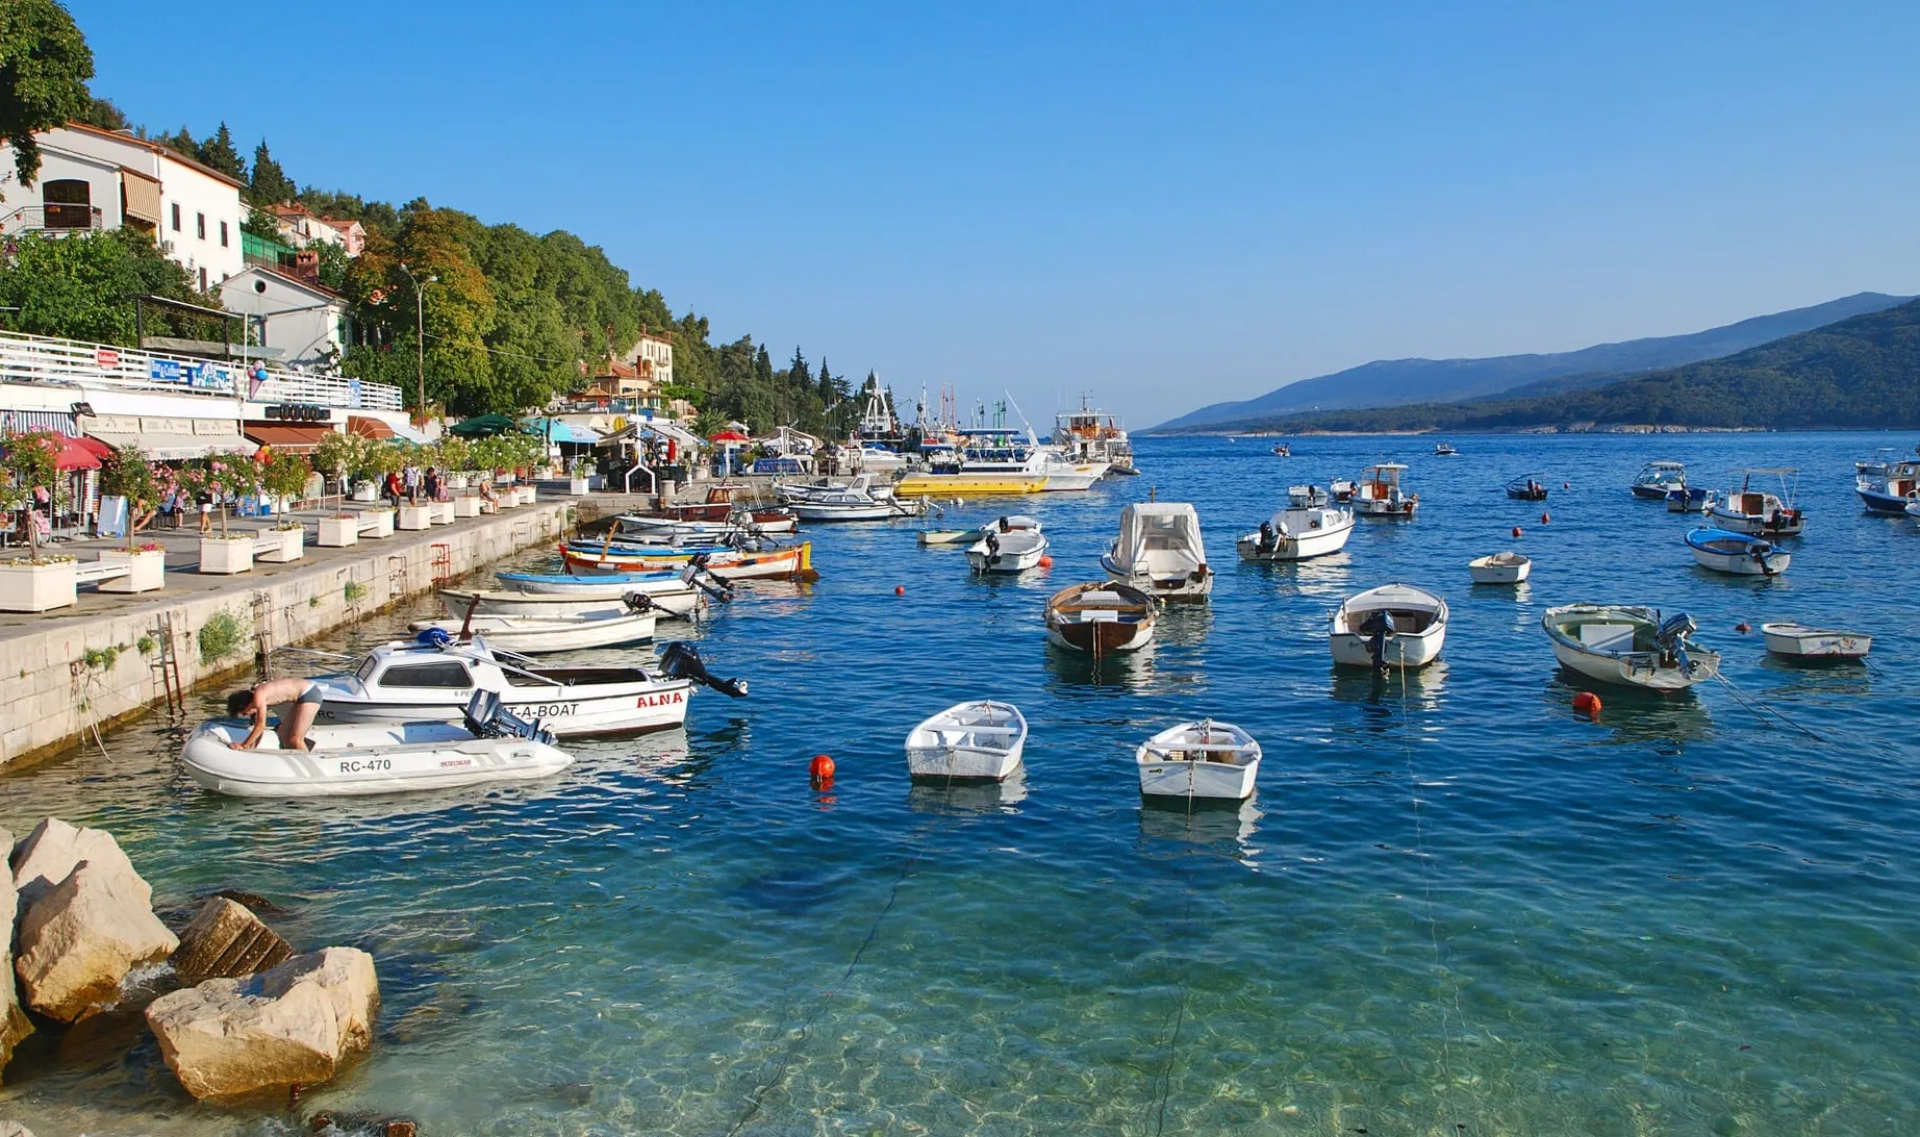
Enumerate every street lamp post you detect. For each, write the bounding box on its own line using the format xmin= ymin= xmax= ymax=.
xmin=397 ymin=263 xmax=438 ymax=424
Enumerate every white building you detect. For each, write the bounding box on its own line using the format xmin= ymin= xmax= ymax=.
xmin=219 ymin=266 xmax=353 ymax=371
xmin=268 ymin=205 xmax=364 ymax=257
xmin=624 ymin=330 xmax=674 ymax=388
xmin=0 ymin=122 xmax=247 ymax=290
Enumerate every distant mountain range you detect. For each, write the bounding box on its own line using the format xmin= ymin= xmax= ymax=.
xmin=1149 ymin=292 xmax=1913 ymax=433
xmin=1192 ymin=296 xmax=1920 ymax=434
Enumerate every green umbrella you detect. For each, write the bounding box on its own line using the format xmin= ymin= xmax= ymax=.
xmin=449 ymin=413 xmax=517 ymax=438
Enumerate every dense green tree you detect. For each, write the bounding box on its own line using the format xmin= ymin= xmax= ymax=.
xmin=0 ymin=229 xmax=206 ymax=344
xmin=195 ymin=122 xmax=245 ymax=180
xmin=249 ymin=140 xmax=295 ymax=204
xmin=787 ymin=347 xmax=811 ymax=393
xmin=755 ymin=344 xmax=773 ymax=386
xmin=0 ymin=0 xmax=94 ymax=185
xmin=76 ymin=94 xmax=125 ymax=131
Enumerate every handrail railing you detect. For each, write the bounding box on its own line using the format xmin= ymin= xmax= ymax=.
xmin=0 ymin=329 xmax=402 ymax=410
xmin=0 ymin=204 xmax=104 ymax=233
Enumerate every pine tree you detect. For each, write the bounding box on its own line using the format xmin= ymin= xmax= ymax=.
xmin=249 ymin=140 xmax=296 ymax=204
xmin=788 ymin=346 xmax=811 ymax=391
xmin=196 ymin=122 xmax=246 ymax=180
xmin=755 ymin=344 xmax=773 ymax=386
xmin=816 ymin=355 xmax=832 ymax=394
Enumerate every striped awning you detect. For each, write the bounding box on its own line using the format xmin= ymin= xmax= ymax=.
xmin=0 ymin=411 xmax=79 ymax=436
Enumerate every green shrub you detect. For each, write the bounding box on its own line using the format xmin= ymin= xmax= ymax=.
xmin=197 ymin=610 xmax=249 ymax=664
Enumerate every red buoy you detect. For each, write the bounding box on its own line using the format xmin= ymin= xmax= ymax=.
xmin=895 ymin=585 xmax=905 ymax=596
xmin=1572 ymin=691 xmax=1602 ymax=717
xmin=1511 ymin=526 xmax=1523 ymax=538
xmin=809 ymin=754 xmax=836 ymax=788
xmin=1540 ymin=511 xmax=1551 ymax=524
xmin=1038 ymin=555 xmax=1054 ymax=568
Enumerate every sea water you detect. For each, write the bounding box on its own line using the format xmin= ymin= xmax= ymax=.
xmin=0 ymin=432 xmax=1916 ymax=1135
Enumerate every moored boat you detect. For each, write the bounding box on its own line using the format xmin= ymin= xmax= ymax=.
xmin=1044 ymin=582 xmax=1157 ymax=656
xmin=1468 ymin=552 xmax=1531 ymax=584
xmin=1666 ymin=486 xmax=1714 ymax=513
xmin=1236 ymin=486 xmax=1354 ymax=561
xmin=1434 ymin=441 xmax=1459 ymax=456
xmin=1707 ymin=469 xmax=1805 ymax=537
xmin=1135 ymin=720 xmax=1261 ymax=801
xmin=1854 ymin=456 xmax=1920 ymax=515
xmin=1271 ymin=443 xmax=1290 ymax=457
xmin=966 ymin=527 xmax=1049 ymax=573
xmin=787 ymin=474 xmax=913 ymax=522
xmin=1631 ymin=461 xmax=1687 ymax=500
xmin=408 ymin=609 xmax=659 ymax=653
xmin=563 ymin=542 xmax=816 ymax=581
xmin=1759 ymin=622 xmax=1871 ymax=661
xmin=1352 ymin=463 xmax=1418 ymax=518
xmin=1504 ymin=474 xmax=1549 ymax=501
xmin=1329 ymin=584 xmax=1448 ymax=670
xmin=904 ymin=700 xmax=1027 ymax=781
xmin=1685 ymin=527 xmax=1790 ymax=576
xmin=1541 ymin=604 xmax=1720 ymax=690
xmin=443 ymin=585 xmax=705 ymax=620
xmin=1101 ymin=502 xmax=1212 ymax=602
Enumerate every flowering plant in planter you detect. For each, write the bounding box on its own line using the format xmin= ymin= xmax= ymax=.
xmin=175 ymin=454 xmax=263 ymax=538
xmin=0 ymin=429 xmax=64 ymax=564
xmin=261 ymin=448 xmax=315 ymax=528
xmin=99 ymin=446 xmax=161 ymax=554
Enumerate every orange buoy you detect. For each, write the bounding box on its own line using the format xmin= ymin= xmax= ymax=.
xmin=1038 ymin=555 xmax=1053 ymax=568
xmin=1511 ymin=526 xmax=1523 ymax=538
xmin=1540 ymin=511 xmax=1551 ymax=524
xmin=1572 ymin=691 xmax=1601 ymax=717
xmin=809 ymin=754 xmax=836 ymax=787
xmin=895 ymin=585 xmax=905 ymax=596
xmin=1735 ymin=622 xmax=1751 ymax=633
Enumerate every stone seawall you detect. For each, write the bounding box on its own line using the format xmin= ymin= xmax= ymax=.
xmin=0 ymin=502 xmax=577 ymax=768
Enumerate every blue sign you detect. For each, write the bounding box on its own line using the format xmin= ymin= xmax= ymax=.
xmin=641 ymin=407 xmax=653 ymax=420
xmin=183 ymin=362 xmax=231 ymax=391
xmin=150 ymin=359 xmax=182 ymax=383
xmin=348 ymin=378 xmax=363 ymax=408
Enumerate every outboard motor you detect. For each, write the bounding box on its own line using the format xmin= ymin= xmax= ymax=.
xmin=983 ymin=530 xmax=1001 ymax=567
xmin=463 ymin=690 xmax=557 ymax=745
xmin=679 ymin=555 xmax=735 ymax=603
xmin=416 ymin=627 xmax=454 ymax=649
xmin=622 ymin=591 xmax=656 ymax=613
xmin=1357 ymin=609 xmax=1396 ymax=674
xmin=658 ymin=642 xmax=749 ymax=698
xmin=1257 ymin=520 xmax=1277 ymax=554
xmin=1656 ymin=611 xmax=1697 ymax=669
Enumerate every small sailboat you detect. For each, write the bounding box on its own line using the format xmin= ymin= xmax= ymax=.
xmin=1329 ymin=584 xmax=1449 ymax=670
xmin=1684 ymin=527 xmax=1790 ymax=576
xmin=1236 ymin=486 xmax=1355 ymax=561
xmin=1044 ymin=582 xmax=1157 ymax=657
xmin=1434 ymin=441 xmax=1459 ymax=457
xmin=1102 ymin=503 xmax=1212 ymax=602
xmin=904 ymin=701 xmax=1028 ymax=781
xmin=1759 ymin=622 xmax=1871 ymax=661
xmin=1541 ymin=604 xmax=1720 ymax=690
xmin=1665 ymin=486 xmax=1714 ymax=513
xmin=1707 ymin=469 xmax=1805 ymax=537
xmin=1468 ymin=552 xmax=1531 ymax=584
xmin=1351 ymin=463 xmax=1418 ymax=518
xmin=1630 ymin=461 xmax=1687 ymax=500
xmin=1135 ymin=720 xmax=1261 ymax=801
xmin=966 ymin=527 xmax=1049 ymax=573
xmin=1503 ymin=474 xmax=1548 ymax=501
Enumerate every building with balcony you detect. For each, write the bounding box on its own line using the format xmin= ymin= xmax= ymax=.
xmin=0 ymin=123 xmax=246 ymax=289
xmin=625 ymin=329 xmax=673 ymax=388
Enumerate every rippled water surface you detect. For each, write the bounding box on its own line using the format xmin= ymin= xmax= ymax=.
xmin=2 ymin=433 xmax=1918 ymax=1135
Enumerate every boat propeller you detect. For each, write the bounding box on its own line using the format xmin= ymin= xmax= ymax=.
xmin=659 ymin=642 xmax=749 ymax=698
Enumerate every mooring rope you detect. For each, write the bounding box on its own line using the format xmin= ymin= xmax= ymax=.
xmin=1713 ymin=673 xmax=1824 ymax=741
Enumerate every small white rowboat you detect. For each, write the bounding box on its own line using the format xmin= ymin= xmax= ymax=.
xmin=1329 ymin=584 xmax=1449 ymax=670
xmin=440 ymin=587 xmax=702 ymax=620
xmin=408 ymin=609 xmax=658 ymax=653
xmin=1135 ymin=720 xmax=1261 ymax=801
xmin=1468 ymin=552 xmax=1531 ymax=584
xmin=1760 ymin=622 xmax=1871 ymax=660
xmin=904 ymin=700 xmax=1028 ymax=781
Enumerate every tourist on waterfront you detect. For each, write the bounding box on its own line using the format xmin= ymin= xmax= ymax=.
xmin=404 ymin=464 xmax=420 ymax=504
xmin=226 ymin=677 xmax=325 ymax=752
xmin=384 ymin=470 xmax=404 ymax=510
xmin=424 ymin=466 xmax=441 ymax=502
xmin=197 ymin=486 xmax=215 ymax=534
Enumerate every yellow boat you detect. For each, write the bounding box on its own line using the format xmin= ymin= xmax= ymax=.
xmin=894 ymin=472 xmax=1048 ymax=496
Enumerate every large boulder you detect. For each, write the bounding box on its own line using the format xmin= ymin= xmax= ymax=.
xmin=0 ymin=830 xmax=31 ymax=1070
xmin=145 ymin=947 xmax=379 ymax=1100
xmin=15 ymin=860 xmax=178 ymax=1022
xmin=171 ymin=897 xmax=296 ymax=987
xmin=11 ymin=818 xmax=150 ymax=914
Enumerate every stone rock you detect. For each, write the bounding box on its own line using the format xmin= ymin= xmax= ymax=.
xmin=0 ymin=1121 xmax=35 ymax=1137
xmin=146 ymin=947 xmax=380 ymax=1100
xmin=12 ymin=817 xmax=150 ymax=915
xmin=171 ymin=897 xmax=297 ymax=987
xmin=0 ymin=829 xmax=31 ymax=1069
xmin=15 ymin=860 xmax=179 ymax=1022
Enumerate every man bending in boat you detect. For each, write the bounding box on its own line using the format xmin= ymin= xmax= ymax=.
xmin=226 ymin=678 xmax=325 ymax=751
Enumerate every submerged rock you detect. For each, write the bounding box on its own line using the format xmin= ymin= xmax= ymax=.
xmin=15 ymin=860 xmax=177 ymax=1022
xmin=11 ymin=818 xmax=149 ymax=914
xmin=0 ymin=830 xmax=32 ymax=1070
xmin=146 ymin=946 xmax=379 ymax=1100
xmin=171 ymin=897 xmax=297 ymax=986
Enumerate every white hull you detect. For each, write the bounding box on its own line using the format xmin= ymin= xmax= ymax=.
xmin=1329 ymin=629 xmax=1445 ymax=668
xmin=1704 ymin=508 xmax=1806 ymax=538
xmin=408 ymin=611 xmax=658 ymax=653
xmin=1468 ymin=554 xmax=1531 ymax=584
xmin=1760 ymin=623 xmax=1870 ymax=659
xmin=968 ymin=532 xmax=1049 ymax=573
xmin=314 ymin=678 xmax=692 ymax=737
xmin=1354 ymin=497 xmax=1418 ymax=518
xmin=1542 ymin=605 xmax=1721 ymax=690
xmin=1040 ymin=463 xmax=1109 ymax=491
xmin=1102 ymin=562 xmax=1214 ymax=601
xmin=789 ymin=502 xmax=898 ymax=521
xmin=1136 ymin=758 xmax=1257 ymax=800
xmin=905 ymin=701 xmax=1027 ymax=782
xmin=1236 ymin=514 xmax=1355 ymax=561
xmin=442 ymin=588 xmax=702 ymax=619
xmin=1135 ymin=721 xmax=1261 ymax=801
xmin=1329 ymin=584 xmax=1448 ymax=669
xmin=181 ymin=721 xmax=572 ymax=798
xmin=1549 ymin=638 xmax=1719 ymax=690
xmin=1689 ymin=547 xmax=1790 ymax=576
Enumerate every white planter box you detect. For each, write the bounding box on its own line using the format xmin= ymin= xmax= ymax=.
xmin=496 ymin=490 xmax=519 ymax=509
xmin=430 ymin=501 xmax=454 ymax=524
xmin=450 ymin=474 xmax=470 ymax=490
xmin=360 ymin=510 xmax=395 ymax=538
xmin=98 ymin=549 xmax=166 ymax=593
xmin=569 ymin=477 xmax=590 ymax=496
xmin=255 ymin=526 xmax=305 ymax=563
xmin=452 ymin=496 xmax=481 ymax=518
xmin=0 ymin=560 xmax=78 ymax=612
xmin=397 ymin=505 xmax=433 ymax=531
xmin=318 ymin=517 xmax=359 ymax=547
xmin=199 ymin=536 xmax=255 ymax=575
xmin=518 ymin=486 xmax=538 ymax=505
xmin=351 ymin=482 xmax=379 ymax=503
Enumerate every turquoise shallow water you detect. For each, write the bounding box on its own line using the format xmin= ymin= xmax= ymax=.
xmin=0 ymin=432 xmax=1918 ymax=1135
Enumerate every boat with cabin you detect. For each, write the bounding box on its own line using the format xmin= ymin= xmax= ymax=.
xmin=905 ymin=700 xmax=1028 ymax=782
xmin=1352 ymin=463 xmax=1418 ymax=518
xmin=1236 ymin=485 xmax=1355 ymax=561
xmin=1044 ymin=582 xmax=1157 ymax=657
xmin=895 ymin=431 xmax=1050 ymax=496
xmin=1135 ymin=720 xmax=1261 ymax=801
xmin=1707 ymin=469 xmax=1805 ymax=537
xmin=1855 ymin=453 xmax=1920 ymax=515
xmin=1038 ymin=451 xmax=1110 ymax=491
xmin=1630 ymin=461 xmax=1688 ymax=500
xmin=1101 ymin=503 xmax=1212 ymax=602
xmin=787 ymin=474 xmax=911 ymax=522
xmin=1541 ymin=604 xmax=1719 ymax=690
xmin=1054 ymin=396 xmax=1136 ymax=474
xmin=1434 ymin=441 xmax=1459 ymax=456
xmin=1685 ymin=527 xmax=1790 ymax=576
xmin=1328 ymin=584 xmax=1449 ymax=670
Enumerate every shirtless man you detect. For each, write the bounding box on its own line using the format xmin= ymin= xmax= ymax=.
xmin=226 ymin=677 xmax=325 ymax=751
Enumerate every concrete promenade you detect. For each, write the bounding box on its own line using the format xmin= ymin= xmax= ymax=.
xmin=0 ymin=485 xmax=659 ymax=767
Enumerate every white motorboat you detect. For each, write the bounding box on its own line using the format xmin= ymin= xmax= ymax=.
xmin=1434 ymin=441 xmax=1458 ymax=456
xmin=922 ymin=515 xmax=1040 ymax=546
xmin=1541 ymin=604 xmax=1720 ymax=690
xmin=451 ymin=581 xmax=704 ymax=618
xmin=1044 ymin=582 xmax=1156 ymax=656
xmin=1236 ymin=486 xmax=1355 ymax=561
xmin=967 ymin=527 xmax=1049 ymax=573
xmin=1631 ymin=461 xmax=1688 ymax=500
xmin=1352 ymin=463 xmax=1418 ymax=518
xmin=309 ymin=637 xmax=746 ymax=737
xmin=1760 ymin=622 xmax=1871 ymax=661
xmin=1101 ymin=502 xmax=1212 ymax=602
xmin=1329 ymin=478 xmax=1356 ymax=503
xmin=408 ymin=609 xmax=658 ymax=653
xmin=787 ymin=474 xmax=912 ymax=522
xmin=181 ymin=693 xmax=572 ymax=798
xmin=1329 ymin=584 xmax=1448 ymax=670
xmin=1685 ymin=527 xmax=1790 ymax=576
xmin=1707 ymin=469 xmax=1805 ymax=537
xmin=778 ymin=475 xmax=897 ymax=504
xmin=1907 ymin=500 xmax=1920 ymax=523
xmin=1468 ymin=552 xmax=1531 ymax=584
xmin=1039 ymin=451 xmax=1110 ymax=491
xmin=1135 ymin=720 xmax=1261 ymax=801
xmin=904 ymin=700 xmax=1028 ymax=781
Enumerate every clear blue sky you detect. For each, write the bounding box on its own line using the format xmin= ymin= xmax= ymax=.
xmin=74 ymin=1 xmax=1920 ymax=426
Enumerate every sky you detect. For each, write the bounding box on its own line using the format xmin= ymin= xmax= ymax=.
xmin=72 ymin=1 xmax=1920 ymax=427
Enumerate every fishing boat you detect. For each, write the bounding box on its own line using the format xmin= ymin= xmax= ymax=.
xmin=1759 ymin=622 xmax=1872 ymax=661
xmin=966 ymin=527 xmax=1049 ymax=573
xmin=894 ymin=432 xmax=1050 ymax=497
xmin=1236 ymin=486 xmax=1354 ymax=561
xmin=1707 ymin=469 xmax=1805 ymax=537
xmin=1053 ymin=396 xmax=1135 ymax=474
xmin=1504 ymin=474 xmax=1549 ymax=501
xmin=1038 ymin=451 xmax=1110 ymax=491
xmin=1135 ymin=720 xmax=1261 ymax=801
xmin=1434 ymin=441 xmax=1459 ymax=457
xmin=1329 ymin=478 xmax=1356 ymax=503
xmin=1854 ymin=456 xmax=1920 ymax=515
xmin=1685 ymin=527 xmax=1790 ymax=576
xmin=563 ymin=542 xmax=816 ymax=581
xmin=1101 ymin=503 xmax=1212 ymax=602
xmin=1351 ymin=463 xmax=1418 ymax=518
xmin=1468 ymin=552 xmax=1531 ymax=584
xmin=181 ymin=693 xmax=572 ymax=799
xmin=1630 ymin=461 xmax=1688 ymax=500
xmin=1541 ymin=604 xmax=1720 ymax=690
xmin=492 ymin=568 xmax=718 ymax=611
xmin=1044 ymin=582 xmax=1157 ymax=656
xmin=787 ymin=474 xmax=911 ymax=522
xmin=408 ymin=608 xmax=659 ymax=653
xmin=441 ymin=586 xmax=704 ymax=620
xmin=1666 ymin=486 xmax=1714 ymax=513
xmin=1328 ymin=584 xmax=1448 ymax=670
xmin=904 ymin=700 xmax=1028 ymax=782
xmin=309 ymin=636 xmax=746 ymax=737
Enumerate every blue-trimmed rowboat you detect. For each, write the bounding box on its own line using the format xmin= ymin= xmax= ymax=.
xmin=1684 ymin=527 xmax=1790 ymax=576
